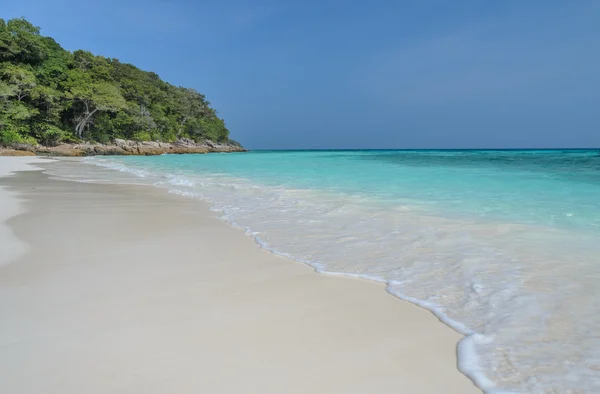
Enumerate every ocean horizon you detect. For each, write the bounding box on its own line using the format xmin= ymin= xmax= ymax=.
xmin=53 ymin=149 xmax=600 ymax=394
xmin=247 ymin=148 xmax=599 ymax=152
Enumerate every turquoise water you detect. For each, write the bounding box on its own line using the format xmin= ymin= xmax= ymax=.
xmin=78 ymin=150 xmax=600 ymax=393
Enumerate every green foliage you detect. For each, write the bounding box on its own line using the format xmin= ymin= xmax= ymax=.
xmin=0 ymin=128 xmax=37 ymax=146
xmin=35 ymin=124 xmax=73 ymax=146
xmin=132 ymin=131 xmax=153 ymax=141
xmin=0 ymin=17 xmax=231 ymax=146
xmin=0 ymin=18 xmax=47 ymax=65
xmin=0 ymin=129 xmax=23 ymax=145
xmin=0 ymin=63 xmax=37 ymax=101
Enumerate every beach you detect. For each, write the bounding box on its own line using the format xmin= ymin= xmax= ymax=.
xmin=0 ymin=157 xmax=479 ymax=394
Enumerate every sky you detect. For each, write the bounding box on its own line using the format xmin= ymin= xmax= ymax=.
xmin=3 ymin=0 xmax=599 ymax=149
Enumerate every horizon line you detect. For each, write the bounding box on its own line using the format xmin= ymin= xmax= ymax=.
xmin=243 ymin=147 xmax=600 ymax=151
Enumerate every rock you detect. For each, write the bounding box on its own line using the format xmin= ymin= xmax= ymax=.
xmin=1 ymin=138 xmax=246 ymax=157
xmin=37 ymin=144 xmax=86 ymax=157
xmin=0 ymin=148 xmax=36 ymax=156
xmin=177 ymin=137 xmax=195 ymax=146
xmin=204 ymin=140 xmax=217 ymax=148
xmin=77 ymin=144 xmax=97 ymax=155
xmin=10 ymin=143 xmax=37 ymax=152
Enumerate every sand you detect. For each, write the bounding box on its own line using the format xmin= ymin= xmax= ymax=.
xmin=0 ymin=157 xmax=480 ymax=394
xmin=0 ymin=157 xmax=54 ymax=267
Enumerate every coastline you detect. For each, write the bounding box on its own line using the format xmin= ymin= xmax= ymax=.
xmin=0 ymin=138 xmax=246 ymax=157
xmin=0 ymin=157 xmax=480 ymax=394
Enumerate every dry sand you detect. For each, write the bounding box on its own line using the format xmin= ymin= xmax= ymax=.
xmin=0 ymin=157 xmax=480 ymax=394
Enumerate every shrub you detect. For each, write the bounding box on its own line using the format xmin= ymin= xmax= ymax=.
xmin=0 ymin=129 xmax=38 ymax=147
xmin=132 ymin=131 xmax=152 ymax=141
xmin=38 ymin=125 xmax=69 ymax=146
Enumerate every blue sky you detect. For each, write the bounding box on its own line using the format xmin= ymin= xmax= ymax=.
xmin=3 ymin=0 xmax=599 ymax=149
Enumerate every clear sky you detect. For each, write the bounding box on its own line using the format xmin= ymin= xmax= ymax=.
xmin=3 ymin=0 xmax=599 ymax=149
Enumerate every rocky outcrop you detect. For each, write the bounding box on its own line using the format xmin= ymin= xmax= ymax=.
xmin=0 ymin=148 xmax=36 ymax=156
xmin=1 ymin=138 xmax=246 ymax=157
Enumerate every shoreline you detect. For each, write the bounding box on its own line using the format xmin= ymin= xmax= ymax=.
xmin=0 ymin=138 xmax=246 ymax=157
xmin=0 ymin=157 xmax=480 ymax=394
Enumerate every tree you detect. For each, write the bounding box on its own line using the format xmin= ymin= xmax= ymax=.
xmin=36 ymin=37 xmax=71 ymax=87
xmin=175 ymin=87 xmax=211 ymax=138
xmin=0 ymin=65 xmax=39 ymax=135
xmin=0 ymin=18 xmax=47 ymax=64
xmin=0 ymin=63 xmax=37 ymax=101
xmin=68 ymin=82 xmax=126 ymax=138
xmin=0 ymin=17 xmax=234 ymax=146
xmin=32 ymin=84 xmax=63 ymax=123
xmin=0 ymin=92 xmax=39 ymax=139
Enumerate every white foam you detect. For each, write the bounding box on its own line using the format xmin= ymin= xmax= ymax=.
xmin=166 ymin=174 xmax=196 ymax=187
xmin=83 ymin=157 xmax=151 ymax=178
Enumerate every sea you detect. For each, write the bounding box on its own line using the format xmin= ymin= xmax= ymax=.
xmin=51 ymin=149 xmax=600 ymax=393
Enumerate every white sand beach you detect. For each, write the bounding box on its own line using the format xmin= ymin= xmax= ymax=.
xmin=0 ymin=157 xmax=480 ymax=394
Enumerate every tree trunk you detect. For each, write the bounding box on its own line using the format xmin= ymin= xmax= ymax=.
xmin=177 ymin=116 xmax=188 ymax=138
xmin=75 ymin=108 xmax=98 ymax=138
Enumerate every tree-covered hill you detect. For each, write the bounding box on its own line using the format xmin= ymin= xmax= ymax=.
xmin=0 ymin=17 xmax=233 ymax=147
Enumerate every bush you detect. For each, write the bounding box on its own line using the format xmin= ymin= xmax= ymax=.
xmin=0 ymin=130 xmax=23 ymax=146
xmin=0 ymin=129 xmax=38 ymax=147
xmin=37 ymin=126 xmax=70 ymax=146
xmin=132 ymin=131 xmax=152 ymax=141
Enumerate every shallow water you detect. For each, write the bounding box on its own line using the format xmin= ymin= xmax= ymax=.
xmin=51 ymin=150 xmax=600 ymax=393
